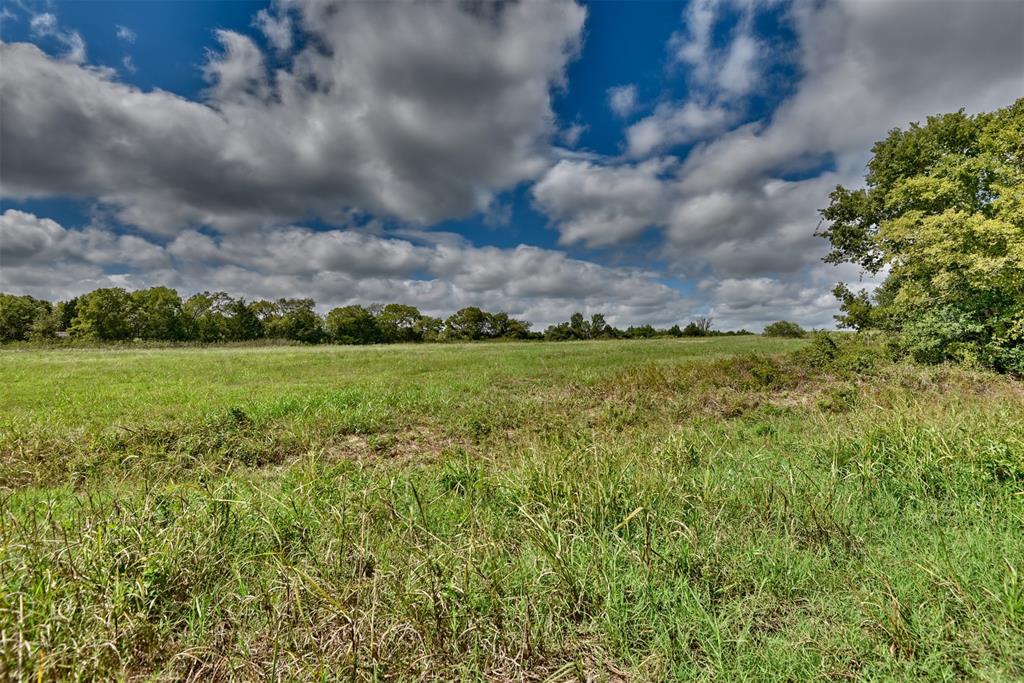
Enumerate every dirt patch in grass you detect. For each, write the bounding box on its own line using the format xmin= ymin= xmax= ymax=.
xmin=322 ymin=424 xmax=468 ymax=465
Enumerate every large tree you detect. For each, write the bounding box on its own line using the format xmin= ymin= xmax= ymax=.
xmin=130 ymin=286 xmax=184 ymax=340
xmin=818 ymin=99 xmax=1024 ymax=373
xmin=325 ymin=305 xmax=380 ymax=344
xmin=71 ymin=288 xmax=134 ymax=341
xmin=0 ymin=294 xmax=51 ymax=342
xmin=376 ymin=304 xmax=424 ymax=343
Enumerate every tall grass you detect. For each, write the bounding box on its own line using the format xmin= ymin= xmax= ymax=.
xmin=1 ymin=338 xmax=1021 ymax=680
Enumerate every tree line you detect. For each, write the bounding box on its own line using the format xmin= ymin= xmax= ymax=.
xmin=0 ymin=287 xmax=756 ymax=345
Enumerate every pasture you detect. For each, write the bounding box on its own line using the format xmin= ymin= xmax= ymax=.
xmin=1 ymin=338 xmax=1022 ymax=680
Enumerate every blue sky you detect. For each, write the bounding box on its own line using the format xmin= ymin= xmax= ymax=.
xmin=1 ymin=0 xmax=1021 ymax=329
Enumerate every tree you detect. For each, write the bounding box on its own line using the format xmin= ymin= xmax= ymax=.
xmin=543 ymin=322 xmax=573 ymax=341
xmin=762 ymin=320 xmax=806 ymax=338
xmin=485 ymin=311 xmax=531 ymax=339
xmin=130 ymin=286 xmax=184 ymax=340
xmin=818 ymin=99 xmax=1024 ymax=372
xmin=0 ymin=294 xmax=51 ymax=342
xmin=223 ymin=298 xmax=263 ymax=341
xmin=376 ymin=304 xmax=423 ymax=343
xmin=326 ymin=305 xmax=380 ymax=344
xmin=71 ymin=288 xmax=133 ymax=340
xmin=627 ymin=324 xmax=656 ymax=339
xmin=415 ymin=315 xmax=444 ymax=342
xmin=270 ymin=298 xmax=323 ymax=343
xmin=445 ymin=307 xmax=489 ymax=340
xmin=569 ymin=312 xmax=591 ymax=340
xmin=56 ymin=298 xmax=78 ymax=331
xmin=183 ymin=292 xmax=233 ymax=342
xmin=28 ymin=307 xmax=62 ymax=341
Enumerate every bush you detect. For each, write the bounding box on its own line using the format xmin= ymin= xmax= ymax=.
xmin=762 ymin=320 xmax=806 ymax=338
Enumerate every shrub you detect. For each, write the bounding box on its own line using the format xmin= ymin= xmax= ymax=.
xmin=762 ymin=320 xmax=806 ymax=338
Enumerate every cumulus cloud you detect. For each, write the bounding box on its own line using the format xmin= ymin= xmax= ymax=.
xmin=625 ymin=101 xmax=734 ymax=158
xmin=532 ymin=158 xmax=676 ymax=247
xmin=253 ymin=8 xmax=291 ymax=53
xmin=1 ymin=0 xmax=586 ymax=233
xmin=702 ymin=275 xmax=839 ymax=331
xmin=4 ymin=0 xmax=1022 ymax=331
xmin=536 ymin=0 xmax=1023 ymax=316
xmin=677 ymin=0 xmax=1024 ymax=195
xmin=0 ymin=210 xmax=696 ymax=328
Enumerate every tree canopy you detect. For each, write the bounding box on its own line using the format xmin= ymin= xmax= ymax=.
xmin=818 ymin=98 xmax=1024 ymax=373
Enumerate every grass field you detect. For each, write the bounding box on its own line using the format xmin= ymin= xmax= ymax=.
xmin=1 ymin=337 xmax=1023 ymax=680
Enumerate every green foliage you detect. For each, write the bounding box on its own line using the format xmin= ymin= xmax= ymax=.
xmin=325 ymin=304 xmax=381 ymax=344
xmin=264 ymin=298 xmax=324 ymax=343
xmin=444 ymin=306 xmax=490 ymax=340
xmin=1 ymin=339 xmax=1022 ymax=679
xmin=376 ymin=303 xmax=424 ymax=343
xmin=0 ymin=293 xmax=51 ymax=342
xmin=819 ymin=99 xmax=1024 ymax=373
xmin=70 ymin=287 xmax=134 ymax=340
xmin=130 ymin=286 xmax=185 ymax=340
xmin=762 ymin=320 xmax=806 ymax=338
xmin=2 ymin=287 xmax=753 ymax=347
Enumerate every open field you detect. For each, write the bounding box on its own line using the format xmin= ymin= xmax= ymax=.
xmin=1 ymin=338 xmax=1023 ymax=680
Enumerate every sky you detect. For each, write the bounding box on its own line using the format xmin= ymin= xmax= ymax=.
xmin=1 ymin=0 xmax=1022 ymax=331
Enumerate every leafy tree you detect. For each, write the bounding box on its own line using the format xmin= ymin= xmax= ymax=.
xmin=130 ymin=286 xmax=184 ymax=340
xmin=183 ymin=292 xmax=233 ymax=342
xmin=28 ymin=307 xmax=62 ymax=341
xmin=0 ymin=293 xmax=52 ymax=342
xmin=485 ymin=311 xmax=531 ymax=339
xmin=268 ymin=298 xmax=323 ymax=343
xmin=543 ymin=322 xmax=573 ymax=341
xmin=71 ymin=288 xmax=133 ymax=340
xmin=818 ymin=99 xmax=1024 ymax=372
xmin=415 ymin=315 xmax=444 ymax=342
xmin=590 ymin=313 xmax=609 ymax=338
xmin=326 ymin=305 xmax=381 ymax=344
xmin=445 ymin=307 xmax=489 ymax=340
xmin=376 ymin=304 xmax=423 ymax=343
xmin=568 ymin=312 xmax=591 ymax=340
xmin=762 ymin=320 xmax=806 ymax=338
xmin=56 ymin=298 xmax=78 ymax=331
xmin=627 ymin=324 xmax=657 ymax=339
xmin=223 ymin=298 xmax=263 ymax=341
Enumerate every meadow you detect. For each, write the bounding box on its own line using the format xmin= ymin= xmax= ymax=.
xmin=1 ymin=337 xmax=1022 ymax=681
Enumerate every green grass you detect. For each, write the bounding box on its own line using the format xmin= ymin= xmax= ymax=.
xmin=1 ymin=337 xmax=1022 ymax=680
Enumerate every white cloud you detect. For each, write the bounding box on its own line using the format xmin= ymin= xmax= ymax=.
xmin=535 ymin=0 xmax=1023 ymax=325
xmin=703 ymin=276 xmax=840 ymax=331
xmin=202 ymin=30 xmax=269 ymax=102
xmin=254 ymin=8 xmax=291 ymax=53
xmin=1 ymin=0 xmax=587 ymax=232
xmin=607 ymin=84 xmax=638 ymax=118
xmin=28 ymin=11 xmax=86 ymax=63
xmin=0 ymin=210 xmax=696 ymax=328
xmin=115 ymin=24 xmax=136 ymax=43
xmin=678 ymin=0 xmax=1024 ymax=195
xmin=532 ymin=158 xmax=676 ymax=247
xmin=560 ymin=122 xmax=588 ymax=147
xmin=29 ymin=12 xmax=56 ymax=34
xmin=626 ymin=101 xmax=734 ymax=158
xmin=718 ymin=32 xmax=761 ymax=96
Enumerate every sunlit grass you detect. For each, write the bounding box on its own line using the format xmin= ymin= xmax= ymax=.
xmin=1 ymin=337 xmax=1021 ymax=680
